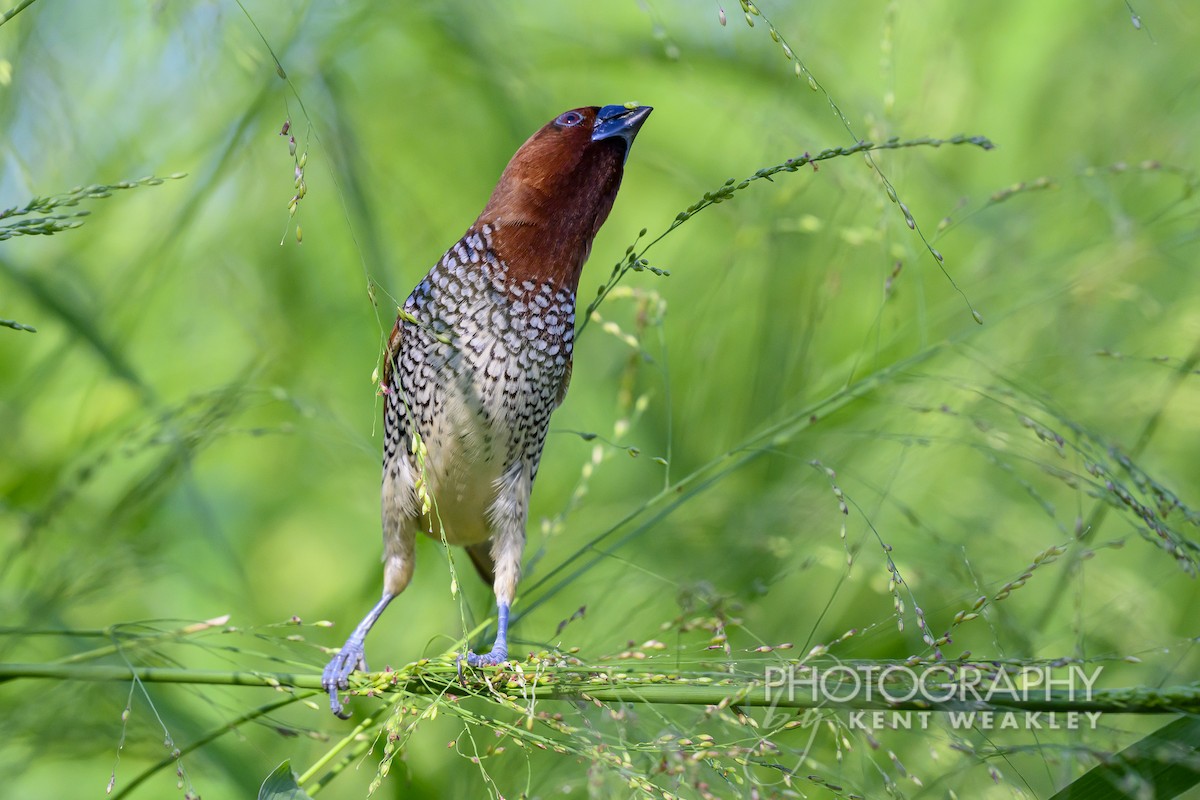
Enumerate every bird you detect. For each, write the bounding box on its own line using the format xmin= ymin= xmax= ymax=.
xmin=322 ymin=104 xmax=652 ymax=717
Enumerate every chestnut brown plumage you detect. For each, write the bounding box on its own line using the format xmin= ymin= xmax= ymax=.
xmin=322 ymin=104 xmax=652 ymax=717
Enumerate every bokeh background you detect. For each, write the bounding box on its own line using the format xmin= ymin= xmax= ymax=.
xmin=2 ymin=1 xmax=1199 ymax=797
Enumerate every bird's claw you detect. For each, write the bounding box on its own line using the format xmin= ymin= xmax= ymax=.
xmin=458 ymin=645 xmax=508 ymax=678
xmin=322 ymin=644 xmax=367 ymax=719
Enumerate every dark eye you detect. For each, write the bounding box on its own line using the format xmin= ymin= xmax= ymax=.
xmin=555 ymin=110 xmax=584 ymax=128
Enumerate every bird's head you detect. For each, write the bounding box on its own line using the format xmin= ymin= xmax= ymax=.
xmin=479 ymin=105 xmax=652 ymax=293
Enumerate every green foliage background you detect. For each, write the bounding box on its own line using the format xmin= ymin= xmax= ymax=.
xmin=1 ymin=1 xmax=1198 ymax=798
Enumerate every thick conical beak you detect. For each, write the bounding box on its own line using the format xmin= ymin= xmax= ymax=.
xmin=592 ymin=105 xmax=653 ymax=162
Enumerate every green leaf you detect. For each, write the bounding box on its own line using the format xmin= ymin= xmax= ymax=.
xmin=258 ymin=760 xmax=313 ymax=800
xmin=1050 ymin=716 xmax=1200 ymax=800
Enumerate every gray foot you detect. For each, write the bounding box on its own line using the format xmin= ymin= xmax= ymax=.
xmin=464 ymin=643 xmax=508 ymax=667
xmin=322 ymin=640 xmax=367 ymax=719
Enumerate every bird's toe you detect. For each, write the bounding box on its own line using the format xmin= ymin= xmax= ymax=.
xmin=322 ymin=644 xmax=368 ymax=718
xmin=463 ymin=647 xmax=508 ymax=668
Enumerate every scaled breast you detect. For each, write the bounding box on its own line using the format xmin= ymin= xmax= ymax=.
xmin=392 ymin=224 xmax=576 ymax=474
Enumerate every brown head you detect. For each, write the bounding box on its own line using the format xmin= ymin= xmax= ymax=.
xmin=478 ymin=105 xmax=652 ymax=293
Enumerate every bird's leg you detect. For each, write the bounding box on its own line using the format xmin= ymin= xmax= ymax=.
xmin=322 ymin=592 xmax=395 ymax=718
xmin=463 ymin=463 xmax=527 ymax=669
xmin=464 ymin=600 xmax=510 ymax=667
xmin=322 ymin=478 xmax=414 ymax=717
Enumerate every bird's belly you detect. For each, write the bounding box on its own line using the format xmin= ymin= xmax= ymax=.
xmin=418 ymin=396 xmax=505 ymax=547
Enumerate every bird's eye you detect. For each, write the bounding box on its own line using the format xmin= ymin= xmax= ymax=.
xmin=555 ymin=111 xmax=584 ymax=128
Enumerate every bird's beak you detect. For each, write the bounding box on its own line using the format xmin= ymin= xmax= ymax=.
xmin=592 ymin=105 xmax=653 ymax=162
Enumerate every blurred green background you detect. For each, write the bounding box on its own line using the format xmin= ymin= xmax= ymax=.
xmin=2 ymin=1 xmax=1199 ymax=797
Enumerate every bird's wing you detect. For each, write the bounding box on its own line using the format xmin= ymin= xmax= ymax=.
xmin=555 ymin=357 xmax=573 ymax=408
xmin=381 ymin=314 xmax=417 ymax=508
xmin=381 ymin=315 xmax=405 ymax=397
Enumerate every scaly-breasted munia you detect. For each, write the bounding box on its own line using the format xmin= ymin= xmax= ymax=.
xmin=322 ymin=104 xmax=652 ymax=717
